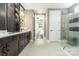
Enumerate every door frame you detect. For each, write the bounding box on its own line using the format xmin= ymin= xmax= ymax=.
xmin=47 ymin=8 xmax=63 ymax=41
xmin=34 ymin=13 xmax=46 ymax=40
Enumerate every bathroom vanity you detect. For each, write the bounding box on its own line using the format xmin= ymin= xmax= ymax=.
xmin=0 ymin=3 xmax=31 ymax=56
xmin=0 ymin=30 xmax=31 ymax=56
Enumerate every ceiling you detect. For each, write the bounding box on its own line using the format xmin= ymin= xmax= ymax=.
xmin=21 ymin=3 xmax=74 ymax=13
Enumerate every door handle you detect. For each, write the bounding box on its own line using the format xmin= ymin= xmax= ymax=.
xmin=50 ymin=30 xmax=53 ymax=31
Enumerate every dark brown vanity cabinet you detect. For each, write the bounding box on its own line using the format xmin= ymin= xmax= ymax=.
xmin=0 ymin=31 xmax=31 ymax=56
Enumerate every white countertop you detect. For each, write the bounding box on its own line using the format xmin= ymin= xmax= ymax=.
xmin=0 ymin=29 xmax=31 ymax=38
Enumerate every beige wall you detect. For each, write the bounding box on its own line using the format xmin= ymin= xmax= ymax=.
xmin=25 ymin=10 xmax=34 ymax=40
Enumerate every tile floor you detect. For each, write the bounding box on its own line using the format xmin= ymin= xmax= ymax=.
xmin=19 ymin=40 xmax=69 ymax=56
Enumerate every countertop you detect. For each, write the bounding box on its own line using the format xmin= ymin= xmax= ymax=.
xmin=0 ymin=29 xmax=31 ymax=38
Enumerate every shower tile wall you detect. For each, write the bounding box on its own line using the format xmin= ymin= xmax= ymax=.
xmin=68 ymin=13 xmax=79 ymax=45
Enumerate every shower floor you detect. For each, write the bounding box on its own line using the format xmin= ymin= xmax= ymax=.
xmin=61 ymin=40 xmax=79 ymax=56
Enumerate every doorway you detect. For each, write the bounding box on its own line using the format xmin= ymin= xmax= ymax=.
xmin=35 ymin=13 xmax=45 ymax=40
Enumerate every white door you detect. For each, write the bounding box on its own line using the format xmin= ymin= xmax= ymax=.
xmin=49 ymin=10 xmax=61 ymax=41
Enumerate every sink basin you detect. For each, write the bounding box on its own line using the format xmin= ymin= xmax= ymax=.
xmin=0 ymin=31 xmax=13 ymax=35
xmin=7 ymin=32 xmax=14 ymax=34
xmin=0 ymin=30 xmax=15 ymax=38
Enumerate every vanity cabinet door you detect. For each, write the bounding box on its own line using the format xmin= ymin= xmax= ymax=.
xmin=0 ymin=45 xmax=3 ymax=56
xmin=0 ymin=37 xmax=13 ymax=56
xmin=7 ymin=37 xmax=19 ymax=56
xmin=27 ymin=31 xmax=31 ymax=42
xmin=24 ymin=33 xmax=28 ymax=46
xmin=0 ymin=46 xmax=2 ymax=56
xmin=23 ymin=31 xmax=31 ymax=47
xmin=18 ymin=34 xmax=25 ymax=52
